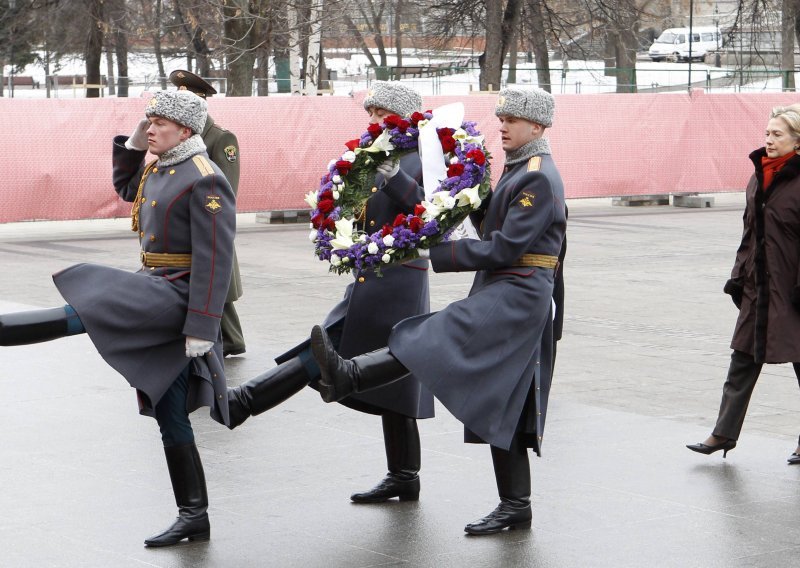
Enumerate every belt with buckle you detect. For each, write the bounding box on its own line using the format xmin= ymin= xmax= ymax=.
xmin=140 ymin=251 xmax=192 ymax=268
xmin=512 ymin=254 xmax=559 ymax=269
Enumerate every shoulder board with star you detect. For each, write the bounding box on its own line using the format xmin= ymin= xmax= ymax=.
xmin=192 ymin=155 xmax=215 ymax=177
xmin=527 ymin=156 xmax=542 ymax=172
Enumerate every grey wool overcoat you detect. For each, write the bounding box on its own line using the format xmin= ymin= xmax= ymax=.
xmin=278 ymin=151 xmax=434 ymax=419
xmin=53 ymin=136 xmax=236 ymax=425
xmin=388 ymin=153 xmax=566 ymax=453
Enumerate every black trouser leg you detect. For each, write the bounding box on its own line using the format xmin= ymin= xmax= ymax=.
xmin=0 ymin=305 xmax=84 ymax=346
xmin=351 ymin=412 xmax=421 ymax=503
xmin=227 ymin=357 xmax=311 ymax=429
xmin=464 ymin=435 xmax=532 ymax=535
xmin=712 ymin=350 xmax=763 ymax=441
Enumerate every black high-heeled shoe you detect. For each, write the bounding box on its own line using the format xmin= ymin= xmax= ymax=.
xmin=686 ymin=439 xmax=737 ymax=458
xmin=787 ymin=452 xmax=800 ymax=465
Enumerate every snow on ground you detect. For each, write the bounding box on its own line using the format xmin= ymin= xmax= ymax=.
xmin=2 ymin=50 xmax=788 ymax=98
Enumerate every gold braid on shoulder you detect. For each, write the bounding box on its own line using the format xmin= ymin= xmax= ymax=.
xmin=131 ymin=160 xmax=158 ymax=232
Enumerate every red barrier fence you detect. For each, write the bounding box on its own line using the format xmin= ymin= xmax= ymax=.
xmin=0 ymin=90 xmax=797 ymax=223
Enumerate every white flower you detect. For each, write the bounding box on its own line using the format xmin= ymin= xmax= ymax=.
xmin=449 ymin=156 xmax=460 ymax=164
xmin=455 ymin=184 xmax=482 ymax=208
xmin=327 ymin=159 xmax=336 ymax=169
xmin=332 ymin=175 xmax=342 ymax=184
xmin=358 ymin=129 xmax=395 ymax=155
xmin=330 ymin=218 xmax=356 ymax=250
xmin=332 ymin=190 xmax=340 ymax=200
xmin=309 ymin=229 xmax=318 ymax=242
xmin=431 ymin=191 xmax=457 ymax=211
xmin=417 ymin=119 xmax=429 ymax=129
xmin=453 ymin=128 xmax=467 ymax=140
xmin=367 ymin=242 xmax=379 ymax=255
xmin=341 ymin=150 xmax=357 ymax=162
xmin=359 ymin=234 xmax=367 ymax=242
xmin=330 ymin=254 xmax=342 ymax=266
xmin=382 ymin=234 xmax=395 ymax=247
xmin=304 ymin=190 xmax=318 ymax=209
xmin=382 ymin=253 xmax=392 ymax=263
xmin=421 ymin=200 xmax=443 ymax=221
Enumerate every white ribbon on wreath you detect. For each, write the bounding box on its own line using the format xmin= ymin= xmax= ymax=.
xmin=418 ymin=102 xmax=480 ymax=240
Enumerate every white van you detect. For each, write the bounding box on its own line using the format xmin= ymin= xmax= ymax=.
xmin=648 ymin=27 xmax=721 ymax=62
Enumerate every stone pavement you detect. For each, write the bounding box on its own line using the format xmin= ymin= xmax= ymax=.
xmin=4 ymin=193 xmax=800 ymax=567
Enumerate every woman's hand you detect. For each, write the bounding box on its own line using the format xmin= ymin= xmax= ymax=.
xmin=723 ymin=278 xmax=744 ymax=309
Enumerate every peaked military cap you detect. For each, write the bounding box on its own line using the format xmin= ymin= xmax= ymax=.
xmin=169 ymin=69 xmax=217 ymax=98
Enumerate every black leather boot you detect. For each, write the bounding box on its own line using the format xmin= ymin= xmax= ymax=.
xmin=464 ymin=437 xmax=532 ymax=535
xmin=227 ymin=358 xmax=310 ymax=429
xmin=144 ymin=443 xmax=210 ymax=547
xmin=352 ymin=413 xmax=421 ymax=503
xmin=0 ymin=307 xmax=74 ymax=346
xmin=311 ymin=325 xmax=409 ymax=403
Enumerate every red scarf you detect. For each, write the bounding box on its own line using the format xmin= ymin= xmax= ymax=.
xmin=761 ymin=152 xmax=795 ymax=190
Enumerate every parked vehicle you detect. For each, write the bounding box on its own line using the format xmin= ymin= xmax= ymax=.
xmin=648 ymin=27 xmax=721 ymax=62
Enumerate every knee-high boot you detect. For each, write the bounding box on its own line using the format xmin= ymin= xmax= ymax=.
xmin=351 ymin=413 xmax=421 ymax=503
xmin=464 ymin=436 xmax=532 ymax=535
xmin=311 ymin=325 xmax=409 ymax=403
xmin=0 ymin=307 xmax=79 ymax=346
xmin=227 ymin=357 xmax=310 ymax=429
xmin=144 ymin=443 xmax=210 ymax=547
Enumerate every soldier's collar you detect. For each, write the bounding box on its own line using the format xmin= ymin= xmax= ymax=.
xmin=157 ymin=134 xmax=207 ymax=167
xmin=505 ymin=138 xmax=551 ymax=166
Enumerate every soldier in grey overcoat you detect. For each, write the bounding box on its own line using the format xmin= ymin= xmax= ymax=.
xmin=0 ymin=91 xmax=236 ymax=547
xmin=688 ymin=105 xmax=800 ymax=463
xmin=309 ymin=87 xmax=567 ymax=535
xmin=170 ymin=69 xmax=246 ymax=357
xmin=226 ymin=81 xmax=434 ymax=503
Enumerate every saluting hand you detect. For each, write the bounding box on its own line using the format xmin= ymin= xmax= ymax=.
xmin=125 ymin=118 xmax=150 ymax=151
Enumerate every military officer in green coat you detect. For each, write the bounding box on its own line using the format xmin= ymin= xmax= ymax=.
xmin=170 ymin=69 xmax=246 ymax=356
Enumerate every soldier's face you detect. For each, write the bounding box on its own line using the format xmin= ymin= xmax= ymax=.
xmin=498 ymin=115 xmax=543 ymax=152
xmin=147 ymin=117 xmax=192 ymax=156
xmin=366 ymin=106 xmax=392 ymax=124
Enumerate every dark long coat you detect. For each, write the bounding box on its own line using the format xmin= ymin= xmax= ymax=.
xmin=277 ymin=152 xmax=434 ymax=419
xmin=730 ymin=149 xmax=800 ymax=364
xmin=388 ymin=153 xmax=566 ymax=453
xmin=52 ymin=137 xmax=236 ymax=424
xmin=203 ymin=116 xmax=242 ymax=303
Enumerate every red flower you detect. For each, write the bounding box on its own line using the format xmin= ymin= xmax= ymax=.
xmin=467 ymin=148 xmax=486 ymax=165
xmin=335 ymin=160 xmax=353 ymax=175
xmin=384 ymin=114 xmax=402 ymax=128
xmin=410 ymin=112 xmax=425 ymax=126
xmin=345 ymin=139 xmax=360 ymax=151
xmin=311 ymin=212 xmax=325 ymax=229
xmin=414 ymin=204 xmax=426 ymax=216
xmin=437 ymin=127 xmax=455 ymax=141
xmin=367 ymin=123 xmax=383 ymax=138
xmin=319 ymin=189 xmax=333 ymax=201
xmin=447 ymin=163 xmax=465 ymax=178
xmin=317 ymin=198 xmax=335 ymax=214
xmin=440 ymin=135 xmax=456 ymax=153
xmin=323 ymin=217 xmax=335 ymax=231
xmin=408 ymin=216 xmax=423 ymax=233
xmin=381 ymin=223 xmax=393 ymax=237
xmin=393 ymin=213 xmax=407 ymax=227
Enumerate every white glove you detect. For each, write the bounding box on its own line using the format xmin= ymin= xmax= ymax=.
xmin=185 ymin=336 xmax=214 ymax=358
xmin=377 ymin=159 xmax=400 ymax=179
xmin=417 ymin=248 xmax=430 ymax=259
xmin=125 ymin=118 xmax=150 ymax=151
